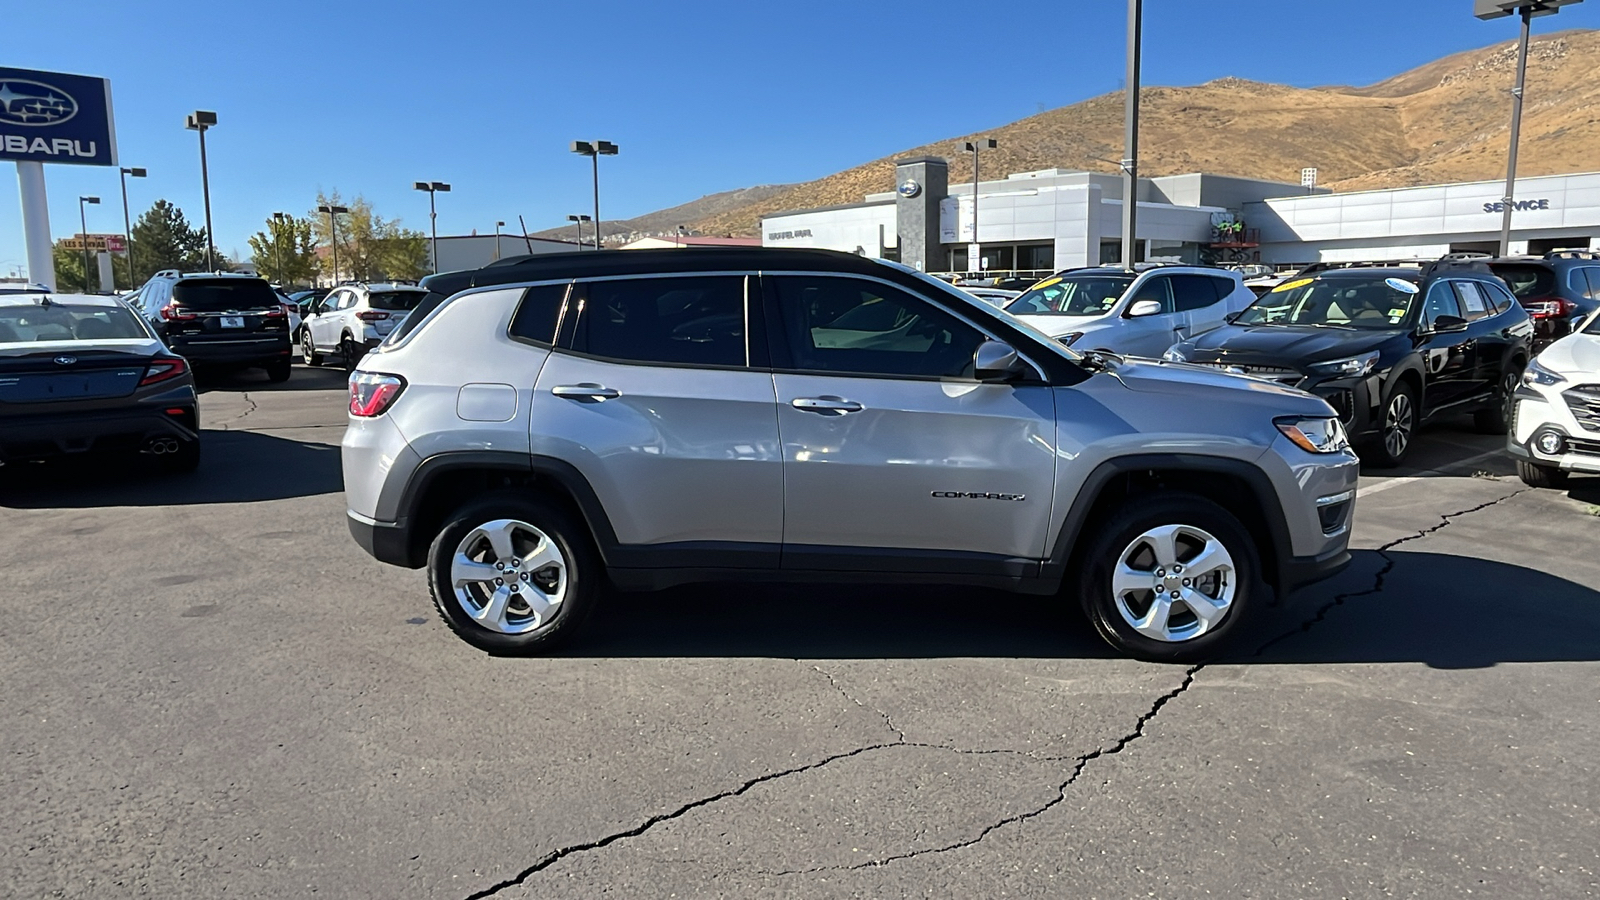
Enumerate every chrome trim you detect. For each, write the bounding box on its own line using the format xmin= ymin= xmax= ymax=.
xmin=1316 ymin=490 xmax=1354 ymax=507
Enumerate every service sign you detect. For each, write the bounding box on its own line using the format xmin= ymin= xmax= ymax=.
xmin=0 ymin=67 xmax=117 ymax=167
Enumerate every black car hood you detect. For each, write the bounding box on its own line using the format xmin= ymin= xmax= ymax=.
xmin=1184 ymin=324 xmax=1405 ymax=365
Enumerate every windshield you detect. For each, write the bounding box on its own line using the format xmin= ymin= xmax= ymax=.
xmin=368 ymin=290 xmax=427 ymax=312
xmin=172 ymin=279 xmax=280 ymax=311
xmin=1488 ymin=263 xmax=1555 ymax=299
xmin=1005 ymin=273 xmax=1135 ymax=317
xmin=0 ymin=303 xmax=148 ymax=343
xmin=1233 ymin=275 xmax=1419 ymax=329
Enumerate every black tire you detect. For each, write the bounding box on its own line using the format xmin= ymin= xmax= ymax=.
xmin=265 ymin=357 xmax=291 ymax=383
xmin=301 ymin=329 xmax=323 ymax=366
xmin=1366 ymin=380 xmax=1419 ymax=468
xmin=1074 ymin=492 xmax=1260 ymax=663
xmin=340 ymin=333 xmax=362 ymax=372
xmin=1517 ymin=459 xmax=1568 ymax=489
xmin=426 ymin=493 xmax=599 ymax=655
xmin=156 ymin=439 xmax=201 ymax=474
xmin=1474 ymin=362 xmax=1522 ymax=434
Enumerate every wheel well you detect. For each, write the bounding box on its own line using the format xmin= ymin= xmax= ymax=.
xmin=1066 ymin=467 xmax=1283 ymax=591
xmin=407 ymin=466 xmax=594 ymax=565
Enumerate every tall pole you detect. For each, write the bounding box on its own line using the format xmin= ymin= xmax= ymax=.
xmin=198 ymin=127 xmax=215 ymax=271
xmin=429 ymin=190 xmax=438 ymax=274
xmin=17 ymin=162 xmax=55 ymax=290
xmin=973 ymin=142 xmax=980 ymax=268
xmin=1498 ymin=5 xmax=1533 ymax=257
xmin=591 ymin=153 xmax=602 ymax=250
xmin=119 ymin=170 xmax=135 ymax=289
xmin=79 ymin=199 xmax=92 ymax=291
xmin=1121 ymin=0 xmax=1143 ymax=269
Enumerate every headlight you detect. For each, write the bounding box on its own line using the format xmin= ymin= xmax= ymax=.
xmin=1309 ymin=351 xmax=1379 ymax=377
xmin=1276 ymin=416 xmax=1350 ymax=454
xmin=1057 ymin=332 xmax=1084 ymax=346
xmin=1523 ymin=358 xmax=1567 ymax=387
xmin=1162 ymin=346 xmax=1188 ymax=362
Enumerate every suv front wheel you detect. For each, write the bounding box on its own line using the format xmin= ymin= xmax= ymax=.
xmin=1075 ymin=493 xmax=1260 ymax=663
xmin=426 ymin=494 xmax=598 ymax=654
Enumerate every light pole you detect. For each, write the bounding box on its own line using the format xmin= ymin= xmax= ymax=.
xmin=272 ymin=212 xmax=290 ymax=283
xmin=494 ymin=220 xmax=505 ymax=260
xmin=962 ymin=138 xmax=996 ymax=272
xmin=412 ymin=181 xmax=451 ymax=273
xmin=1122 ymin=0 xmax=1143 ymax=269
xmin=567 ymin=214 xmax=591 ymax=249
xmin=570 ymin=141 xmax=618 ymax=249
xmin=185 ymin=111 xmax=218 ymax=270
xmin=1475 ymin=0 xmax=1582 ymax=256
xmin=78 ymin=196 xmax=101 ymax=291
xmin=318 ymin=204 xmax=348 ymax=286
xmin=118 ymin=167 xmax=146 ymax=289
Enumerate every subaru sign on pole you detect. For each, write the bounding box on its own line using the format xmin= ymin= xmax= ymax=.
xmin=1 ymin=66 xmax=118 ymax=290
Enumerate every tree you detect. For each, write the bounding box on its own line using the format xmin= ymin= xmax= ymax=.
xmin=53 ymin=241 xmax=133 ymax=293
xmin=130 ymin=199 xmax=209 ymax=279
xmin=311 ymin=192 xmax=428 ymax=282
xmin=248 ymin=215 xmax=321 ymax=286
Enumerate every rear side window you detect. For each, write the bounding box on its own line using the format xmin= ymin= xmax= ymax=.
xmin=507 ymin=283 xmax=571 ymax=347
xmin=172 ymin=279 xmax=279 ymax=311
xmin=1171 ymin=274 xmax=1222 ymax=312
xmin=572 ymin=276 xmax=746 ymax=367
xmin=1452 ymin=281 xmax=1490 ymax=321
xmin=1576 ymin=267 xmax=1600 ymax=301
xmin=367 ymin=291 xmax=426 ymax=311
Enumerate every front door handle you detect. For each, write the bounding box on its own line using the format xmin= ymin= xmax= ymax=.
xmin=791 ymin=396 xmax=864 ymax=415
xmin=551 ymin=383 xmax=621 ymax=401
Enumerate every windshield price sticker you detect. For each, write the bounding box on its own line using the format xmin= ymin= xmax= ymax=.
xmin=1272 ymin=278 xmax=1313 ymax=293
xmin=1385 ymin=277 xmax=1420 ymax=294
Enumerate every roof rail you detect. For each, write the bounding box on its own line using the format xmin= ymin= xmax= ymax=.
xmin=1545 ymin=249 xmax=1600 ymax=261
xmin=1295 ymin=259 xmax=1429 ymax=276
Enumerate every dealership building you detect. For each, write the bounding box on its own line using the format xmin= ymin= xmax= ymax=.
xmin=759 ymin=156 xmax=1600 ymax=274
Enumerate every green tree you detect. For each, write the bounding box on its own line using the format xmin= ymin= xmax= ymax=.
xmin=53 ymin=241 xmax=133 ymax=293
xmin=130 ymin=199 xmax=209 ymax=279
xmin=311 ymin=192 xmax=428 ymax=282
xmin=248 ymin=214 xmax=321 ymax=286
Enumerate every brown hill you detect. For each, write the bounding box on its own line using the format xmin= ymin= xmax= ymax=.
xmin=683 ymin=29 xmax=1600 ymax=238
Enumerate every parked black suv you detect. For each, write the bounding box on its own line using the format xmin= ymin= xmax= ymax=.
xmin=130 ymin=271 xmax=293 ymax=381
xmin=1487 ymin=251 xmax=1600 ymax=348
xmin=1165 ymin=259 xmax=1535 ymax=467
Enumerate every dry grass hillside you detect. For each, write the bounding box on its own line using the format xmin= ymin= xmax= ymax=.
xmin=684 ymin=29 xmax=1600 ymax=237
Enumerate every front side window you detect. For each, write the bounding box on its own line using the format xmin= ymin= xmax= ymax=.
xmin=0 ymin=303 xmax=148 ymax=343
xmin=1421 ymin=282 xmax=1462 ymax=328
xmin=572 ymin=276 xmax=746 ymax=367
xmin=1235 ymin=275 xmax=1420 ymax=329
xmin=1004 ymin=273 xmax=1135 ymax=317
xmin=772 ymin=276 xmax=984 ymax=378
xmin=1127 ymin=276 xmax=1175 ymax=314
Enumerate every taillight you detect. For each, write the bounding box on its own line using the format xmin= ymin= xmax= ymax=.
xmin=1522 ymin=297 xmax=1577 ymax=319
xmin=159 ymin=304 xmax=197 ymax=321
xmin=264 ymin=305 xmax=287 ymax=317
xmin=349 ymin=371 xmax=405 ymax=417
xmin=141 ymin=357 xmax=188 ymax=386
xmin=356 ymin=310 xmax=390 ymax=322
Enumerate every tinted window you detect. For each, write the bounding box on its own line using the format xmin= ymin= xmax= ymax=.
xmin=1577 ymin=267 xmax=1600 ymax=301
xmin=772 ymin=276 xmax=984 ymax=378
xmin=507 ymin=283 xmax=570 ymax=347
xmin=1171 ymin=274 xmax=1222 ymax=312
xmin=1004 ymin=273 xmax=1133 ymax=316
xmin=1452 ymin=281 xmax=1490 ymax=321
xmin=172 ymin=279 xmax=279 ymax=311
xmin=1128 ymin=276 xmax=1176 ymax=314
xmin=1421 ymin=282 xmax=1462 ymax=327
xmin=574 ymin=276 xmax=746 ymax=367
xmin=1480 ymin=281 xmax=1516 ymax=315
xmin=0 ymin=303 xmax=147 ymax=343
xmin=367 ymin=290 xmax=426 ymax=311
xmin=1488 ymin=263 xmax=1555 ymax=299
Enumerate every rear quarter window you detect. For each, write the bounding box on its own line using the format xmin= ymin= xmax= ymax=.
xmin=506 ymin=283 xmax=572 ymax=347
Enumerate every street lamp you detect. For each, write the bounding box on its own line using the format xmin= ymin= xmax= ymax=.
xmin=567 ymin=214 xmax=591 ymax=249
xmin=413 ymin=181 xmax=451 ymax=273
xmin=185 ymin=110 xmax=218 ymax=270
xmin=675 ymin=224 xmax=689 ymax=247
xmin=272 ymin=211 xmax=290 ymax=283
xmin=78 ymin=196 xmax=101 ymax=291
xmin=317 ymin=204 xmax=348 ymax=286
xmin=1475 ymin=0 xmax=1583 ymax=256
xmin=570 ymin=140 xmax=618 ymax=250
xmin=494 ymin=220 xmax=505 ymax=260
xmin=118 ymin=167 xmax=146 ymax=288
xmin=962 ymin=138 xmax=997 ymax=273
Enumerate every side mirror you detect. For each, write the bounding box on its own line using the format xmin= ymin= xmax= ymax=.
xmin=974 ymin=339 xmax=1026 ymax=382
xmin=1125 ymin=299 xmax=1163 ymax=318
xmin=1430 ymin=314 xmax=1469 ymax=334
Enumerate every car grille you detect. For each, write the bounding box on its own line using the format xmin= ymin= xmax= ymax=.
xmin=1560 ymin=384 xmax=1600 ymax=432
xmin=1320 ymin=389 xmax=1356 ymax=423
xmin=1190 ymin=362 xmax=1303 ymax=386
xmin=1567 ymin=435 xmax=1600 ymax=457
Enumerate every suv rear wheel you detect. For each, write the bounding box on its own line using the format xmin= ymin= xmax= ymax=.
xmin=1075 ymin=493 xmax=1259 ymax=663
xmin=426 ymin=494 xmax=597 ymax=654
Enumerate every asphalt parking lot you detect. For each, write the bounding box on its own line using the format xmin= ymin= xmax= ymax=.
xmin=3 ymin=364 xmax=1598 ymax=898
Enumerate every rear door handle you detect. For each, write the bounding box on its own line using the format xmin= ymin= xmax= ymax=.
xmin=791 ymin=396 xmax=864 ymax=415
xmin=551 ymin=383 xmax=620 ymax=401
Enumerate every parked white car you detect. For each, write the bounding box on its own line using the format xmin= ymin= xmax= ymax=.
xmin=300 ymin=282 xmax=428 ymax=368
xmin=1509 ymin=310 xmax=1600 ymax=487
xmin=961 ymin=287 xmax=1021 ymax=306
xmin=1003 ymin=266 xmax=1255 ymax=358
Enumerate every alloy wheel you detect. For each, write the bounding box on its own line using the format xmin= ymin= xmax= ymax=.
xmin=449 ymin=518 xmax=567 ymax=635
xmin=1385 ymin=392 xmax=1414 ymax=460
xmin=1111 ymin=524 xmax=1236 ymax=643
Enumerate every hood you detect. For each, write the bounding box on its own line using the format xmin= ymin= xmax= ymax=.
xmin=1183 ymin=324 xmax=1404 ymax=364
xmin=1109 ymin=357 xmax=1336 ymax=418
xmin=1012 ymin=314 xmax=1103 ymax=338
xmin=1536 ymin=331 xmax=1600 ymax=375
xmin=0 ymin=337 xmax=165 ymax=359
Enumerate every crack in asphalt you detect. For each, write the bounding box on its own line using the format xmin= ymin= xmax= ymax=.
xmin=215 ymin=391 xmax=258 ymax=431
xmin=461 ymin=488 xmax=1527 ymax=894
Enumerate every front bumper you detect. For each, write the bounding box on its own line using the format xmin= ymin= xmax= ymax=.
xmin=1509 ymin=389 xmax=1600 ymax=473
xmin=0 ymin=405 xmax=198 ymax=462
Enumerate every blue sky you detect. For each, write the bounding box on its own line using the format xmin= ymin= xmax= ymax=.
xmin=4 ymin=0 xmax=1599 ymax=277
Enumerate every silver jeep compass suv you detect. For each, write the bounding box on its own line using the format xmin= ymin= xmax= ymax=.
xmin=343 ymin=249 xmax=1357 ymax=662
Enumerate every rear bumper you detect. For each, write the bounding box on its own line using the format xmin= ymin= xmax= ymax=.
xmin=168 ymin=335 xmax=290 ymax=364
xmin=348 ymin=512 xmax=420 ymax=568
xmin=0 ymin=405 xmax=198 ymax=462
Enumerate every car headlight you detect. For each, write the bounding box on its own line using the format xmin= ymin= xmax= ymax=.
xmin=1276 ymin=416 xmax=1350 ymax=454
xmin=1057 ymin=332 xmax=1084 ymax=347
xmin=1162 ymin=346 xmax=1188 ymax=362
xmin=1523 ymin=358 xmax=1567 ymax=387
xmin=1309 ymin=351 xmax=1379 ymax=377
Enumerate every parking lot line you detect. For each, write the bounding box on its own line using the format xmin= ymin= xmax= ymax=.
xmin=1356 ymin=448 xmax=1506 ymax=498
